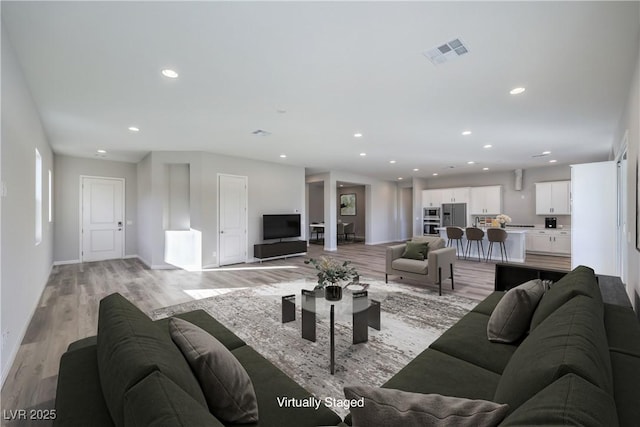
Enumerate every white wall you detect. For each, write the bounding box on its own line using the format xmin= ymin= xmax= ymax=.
xmin=1 ymin=29 xmax=54 ymax=384
xmin=141 ymin=151 xmax=306 ymax=268
xmin=338 ymin=185 xmax=365 ymax=239
xmin=307 ymin=171 xmax=399 ymax=248
xmin=308 ymin=182 xmax=324 ymax=223
xmin=611 ymin=42 xmax=640 ymax=312
xmin=136 ymin=154 xmax=154 ymax=266
xmin=53 ymin=155 xmax=138 ymax=263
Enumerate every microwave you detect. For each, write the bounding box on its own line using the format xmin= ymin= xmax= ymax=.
xmin=424 ymin=207 xmax=440 ymax=217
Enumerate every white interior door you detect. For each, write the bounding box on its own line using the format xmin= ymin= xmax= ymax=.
xmin=219 ymin=174 xmax=247 ymax=266
xmin=81 ymin=176 xmax=124 ymax=262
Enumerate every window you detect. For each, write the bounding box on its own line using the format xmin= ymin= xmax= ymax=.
xmin=35 ymin=149 xmax=42 ymax=245
xmin=48 ymin=169 xmax=53 ymax=223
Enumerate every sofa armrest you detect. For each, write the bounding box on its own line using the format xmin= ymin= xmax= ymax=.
xmin=427 ymin=247 xmax=456 ymax=282
xmin=386 ymin=244 xmax=407 ymax=271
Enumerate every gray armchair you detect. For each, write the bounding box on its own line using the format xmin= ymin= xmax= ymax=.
xmin=385 ymin=236 xmax=456 ymax=296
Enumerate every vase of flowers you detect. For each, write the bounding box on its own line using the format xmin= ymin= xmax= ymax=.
xmin=304 ymin=257 xmax=358 ymax=301
xmin=496 ymin=214 xmax=512 ymax=228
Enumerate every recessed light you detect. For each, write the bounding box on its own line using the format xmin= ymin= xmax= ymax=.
xmin=542 ymin=151 xmax=551 ymax=155
xmin=279 ymin=154 xmax=287 ymax=158
xmin=467 ymin=161 xmax=475 ymax=165
xmin=97 ymin=149 xmax=107 ymax=154
xmin=353 ymin=133 xmax=363 ymax=138
xmin=359 ymin=152 xmax=367 ymax=157
xmin=549 ymin=159 xmax=557 ymax=163
xmin=413 ymin=168 xmax=419 ymax=172
xmin=389 ymin=160 xmax=396 ymax=164
xmin=461 ymin=131 xmax=472 ymax=136
xmin=432 ymin=173 xmax=438 ymax=176
xmin=483 ymin=144 xmax=492 ymax=149
xmin=161 ymin=69 xmax=179 ymax=78
xmin=128 ymin=126 xmax=140 ymax=132
xmin=483 ymin=167 xmax=490 ymax=171
xmin=398 ymin=177 xmax=403 ymax=180
xmin=510 ymin=87 xmax=526 ymax=95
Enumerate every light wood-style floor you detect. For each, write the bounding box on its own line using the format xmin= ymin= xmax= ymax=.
xmin=0 ymin=242 xmax=569 ymax=426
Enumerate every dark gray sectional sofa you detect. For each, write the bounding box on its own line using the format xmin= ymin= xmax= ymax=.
xmin=54 ymin=293 xmax=342 ymax=427
xmin=346 ymin=265 xmax=640 ymax=426
xmin=55 ymin=265 xmax=640 ymax=426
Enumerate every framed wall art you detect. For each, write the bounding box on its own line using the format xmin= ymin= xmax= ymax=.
xmin=340 ymin=193 xmax=356 ymax=216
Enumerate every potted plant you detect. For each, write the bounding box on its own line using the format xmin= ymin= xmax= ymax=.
xmin=304 ymin=257 xmax=358 ymax=301
xmin=496 ymin=214 xmax=512 ymax=228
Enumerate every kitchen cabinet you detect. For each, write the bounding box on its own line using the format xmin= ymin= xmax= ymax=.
xmin=441 ymin=187 xmax=470 ymax=204
xmin=422 ymin=190 xmax=442 ymax=208
xmin=470 ymin=186 xmax=502 ymax=215
xmin=535 ymin=181 xmax=571 ymax=215
xmin=526 ymin=229 xmax=571 ymax=256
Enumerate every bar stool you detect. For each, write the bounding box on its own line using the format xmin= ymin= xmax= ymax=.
xmin=464 ymin=227 xmax=485 ymax=262
xmin=446 ymin=227 xmax=464 ymax=259
xmin=487 ymin=228 xmax=508 ymax=263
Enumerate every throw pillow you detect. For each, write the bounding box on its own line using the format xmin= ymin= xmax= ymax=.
xmin=169 ymin=318 xmax=259 ymax=423
xmin=344 ymin=386 xmax=509 ymax=427
xmin=487 ymin=279 xmax=545 ymax=343
xmin=401 ymin=242 xmax=429 ymax=260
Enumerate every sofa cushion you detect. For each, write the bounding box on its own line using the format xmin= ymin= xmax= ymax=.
xmin=494 ymin=296 xmax=613 ymax=412
xmin=123 ymin=371 xmax=224 ymax=427
xmin=97 ymin=293 xmax=207 ymax=427
xmin=430 ymin=312 xmax=518 ymax=375
xmin=383 ymin=348 xmax=500 ymax=401
xmin=155 ymin=309 xmax=246 ymax=351
xmin=55 ymin=345 xmax=114 ymax=427
xmin=230 ymin=345 xmax=343 ymax=427
xmin=402 ymin=241 xmax=429 ymax=260
xmin=529 ymin=265 xmax=600 ymax=331
xmin=411 ymin=235 xmax=445 ymax=250
xmin=169 ymin=318 xmax=258 ymax=423
xmin=499 ymin=374 xmax=618 ymax=427
xmin=470 ymin=292 xmax=505 ymax=316
xmin=487 ymin=279 xmax=545 ymax=343
xmin=391 ymin=258 xmax=427 ymax=275
xmin=610 ymin=350 xmax=640 ymax=427
xmin=344 ymin=386 xmax=509 ymax=427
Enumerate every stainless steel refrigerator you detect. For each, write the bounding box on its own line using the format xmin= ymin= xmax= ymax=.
xmin=442 ymin=203 xmax=467 ymax=228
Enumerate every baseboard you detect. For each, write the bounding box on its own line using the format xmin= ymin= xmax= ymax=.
xmin=150 ymin=264 xmax=178 ymax=270
xmin=53 ymin=259 xmax=81 ymax=266
xmin=136 ymin=256 xmax=152 ymax=268
xmin=365 ymin=240 xmax=395 ymax=246
xmin=54 ymin=255 xmax=138 ymax=266
xmin=202 ymin=263 xmax=220 ymax=269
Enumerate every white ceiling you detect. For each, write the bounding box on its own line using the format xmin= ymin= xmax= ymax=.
xmin=3 ymin=1 xmax=639 ymax=181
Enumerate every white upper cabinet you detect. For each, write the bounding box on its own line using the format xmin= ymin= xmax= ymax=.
xmin=441 ymin=187 xmax=470 ymax=204
xmin=422 ymin=189 xmax=442 ymax=208
xmin=470 ymin=186 xmax=502 ymax=215
xmin=535 ymin=181 xmax=571 ymax=215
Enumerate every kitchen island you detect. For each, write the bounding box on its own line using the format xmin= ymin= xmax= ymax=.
xmin=436 ymin=227 xmax=527 ymax=263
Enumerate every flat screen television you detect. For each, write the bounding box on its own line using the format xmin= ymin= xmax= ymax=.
xmin=263 ymin=214 xmax=301 ymax=240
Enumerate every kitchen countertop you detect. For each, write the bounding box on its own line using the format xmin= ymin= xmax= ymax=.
xmin=436 ymin=227 xmax=529 ymax=234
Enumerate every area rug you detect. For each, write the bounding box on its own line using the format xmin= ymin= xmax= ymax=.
xmin=151 ymin=279 xmax=477 ymax=417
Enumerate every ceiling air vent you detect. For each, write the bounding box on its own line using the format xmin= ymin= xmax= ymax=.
xmin=423 ymin=38 xmax=470 ymax=65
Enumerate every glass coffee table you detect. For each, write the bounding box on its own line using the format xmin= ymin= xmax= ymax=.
xmin=281 ymin=283 xmax=382 ymax=374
